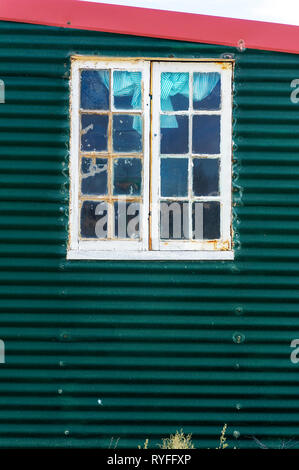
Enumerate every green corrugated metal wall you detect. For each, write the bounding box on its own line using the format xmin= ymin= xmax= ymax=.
xmin=0 ymin=20 xmax=299 ymax=449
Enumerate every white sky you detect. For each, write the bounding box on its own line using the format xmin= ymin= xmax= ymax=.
xmin=81 ymin=0 xmax=299 ymax=26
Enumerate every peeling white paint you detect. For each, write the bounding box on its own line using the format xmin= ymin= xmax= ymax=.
xmin=82 ymin=123 xmax=94 ymax=135
xmin=81 ymin=162 xmax=108 ymax=179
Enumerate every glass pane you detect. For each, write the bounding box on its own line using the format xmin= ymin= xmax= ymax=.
xmin=192 ymin=201 xmax=220 ymax=240
xmin=161 ymin=158 xmax=188 ymax=197
xmin=81 ymin=157 xmax=108 ymax=195
xmin=81 ymin=114 xmax=108 ymax=152
xmin=193 ymin=158 xmax=219 ymax=197
xmin=193 ymin=72 xmax=221 ymax=110
xmin=192 ymin=115 xmax=220 ymax=154
xmin=114 ymin=201 xmax=140 ymax=239
xmin=113 ymin=158 xmax=142 ymax=195
xmin=161 ymin=72 xmax=189 ymax=111
xmin=113 ymin=71 xmax=142 ymax=110
xmin=80 ymin=70 xmax=109 ymax=110
xmin=113 ymin=115 xmax=142 ymax=153
xmin=160 ymin=115 xmax=189 ymax=154
xmin=160 ymin=201 xmax=189 ymax=240
xmin=80 ymin=200 xmax=108 ymax=239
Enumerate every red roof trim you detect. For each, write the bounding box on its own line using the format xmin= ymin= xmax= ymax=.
xmin=1 ymin=0 xmax=299 ymax=54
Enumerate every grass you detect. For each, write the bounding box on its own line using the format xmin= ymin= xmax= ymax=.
xmin=138 ymin=424 xmax=229 ymax=449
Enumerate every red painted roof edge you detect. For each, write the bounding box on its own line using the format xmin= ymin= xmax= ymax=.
xmin=1 ymin=0 xmax=299 ymax=54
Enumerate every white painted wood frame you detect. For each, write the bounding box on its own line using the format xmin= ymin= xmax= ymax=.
xmin=68 ymin=59 xmax=150 ymax=255
xmin=151 ymin=61 xmax=233 ymax=253
xmin=68 ymin=58 xmax=233 ymax=260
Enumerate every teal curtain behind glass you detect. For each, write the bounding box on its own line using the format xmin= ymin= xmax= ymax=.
xmin=98 ymin=71 xmax=220 ymax=132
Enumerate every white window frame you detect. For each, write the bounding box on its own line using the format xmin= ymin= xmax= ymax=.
xmin=68 ymin=59 xmax=150 ymax=254
xmin=151 ymin=61 xmax=232 ymax=253
xmin=67 ymin=57 xmax=234 ymax=261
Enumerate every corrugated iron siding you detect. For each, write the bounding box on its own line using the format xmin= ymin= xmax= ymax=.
xmin=0 ymin=20 xmax=299 ymax=449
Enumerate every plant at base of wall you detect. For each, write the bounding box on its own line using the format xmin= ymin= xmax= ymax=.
xmin=158 ymin=429 xmax=195 ymax=450
xmin=216 ymin=424 xmax=229 ymax=449
xmin=138 ymin=425 xmax=230 ymax=449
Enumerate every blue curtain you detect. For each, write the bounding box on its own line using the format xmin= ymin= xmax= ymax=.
xmin=98 ymin=71 xmax=220 ymax=132
xmin=161 ymin=72 xmax=220 ymax=128
xmin=101 ymin=71 xmax=142 ymax=133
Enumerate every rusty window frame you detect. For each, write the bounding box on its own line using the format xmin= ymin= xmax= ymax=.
xmin=68 ymin=59 xmax=150 ymax=254
xmin=67 ymin=57 xmax=234 ymax=261
xmin=151 ymin=61 xmax=232 ymax=252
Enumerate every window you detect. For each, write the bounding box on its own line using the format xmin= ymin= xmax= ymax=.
xmin=68 ymin=58 xmax=233 ymax=260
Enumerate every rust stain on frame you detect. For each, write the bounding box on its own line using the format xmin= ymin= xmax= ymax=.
xmin=149 ymin=61 xmax=154 ymax=251
xmin=70 ymin=56 xmax=234 ymax=252
xmin=72 ymin=55 xmax=235 ymax=64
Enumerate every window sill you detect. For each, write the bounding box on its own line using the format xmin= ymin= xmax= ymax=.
xmin=67 ymin=250 xmax=234 ymax=261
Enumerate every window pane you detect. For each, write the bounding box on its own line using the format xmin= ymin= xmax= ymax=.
xmin=81 ymin=70 xmax=109 ymax=110
xmin=161 ymin=158 xmax=188 ymax=197
xmin=113 ymin=158 xmax=142 ymax=196
xmin=81 ymin=114 xmax=108 ymax=152
xmin=160 ymin=115 xmax=189 ymax=154
xmin=192 ymin=201 xmax=220 ymax=240
xmin=193 ymin=158 xmax=219 ymax=197
xmin=193 ymin=72 xmax=221 ymax=110
xmin=113 ymin=71 xmax=142 ymax=110
xmin=160 ymin=201 xmax=189 ymax=239
xmin=161 ymin=72 xmax=189 ymax=111
xmin=113 ymin=115 xmax=142 ymax=153
xmin=192 ymin=115 xmax=220 ymax=154
xmin=80 ymin=200 xmax=108 ymax=239
xmin=114 ymin=201 xmax=140 ymax=239
xmin=81 ymin=157 xmax=108 ymax=195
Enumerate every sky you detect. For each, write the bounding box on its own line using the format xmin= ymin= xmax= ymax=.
xmin=81 ymin=0 xmax=299 ymax=26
